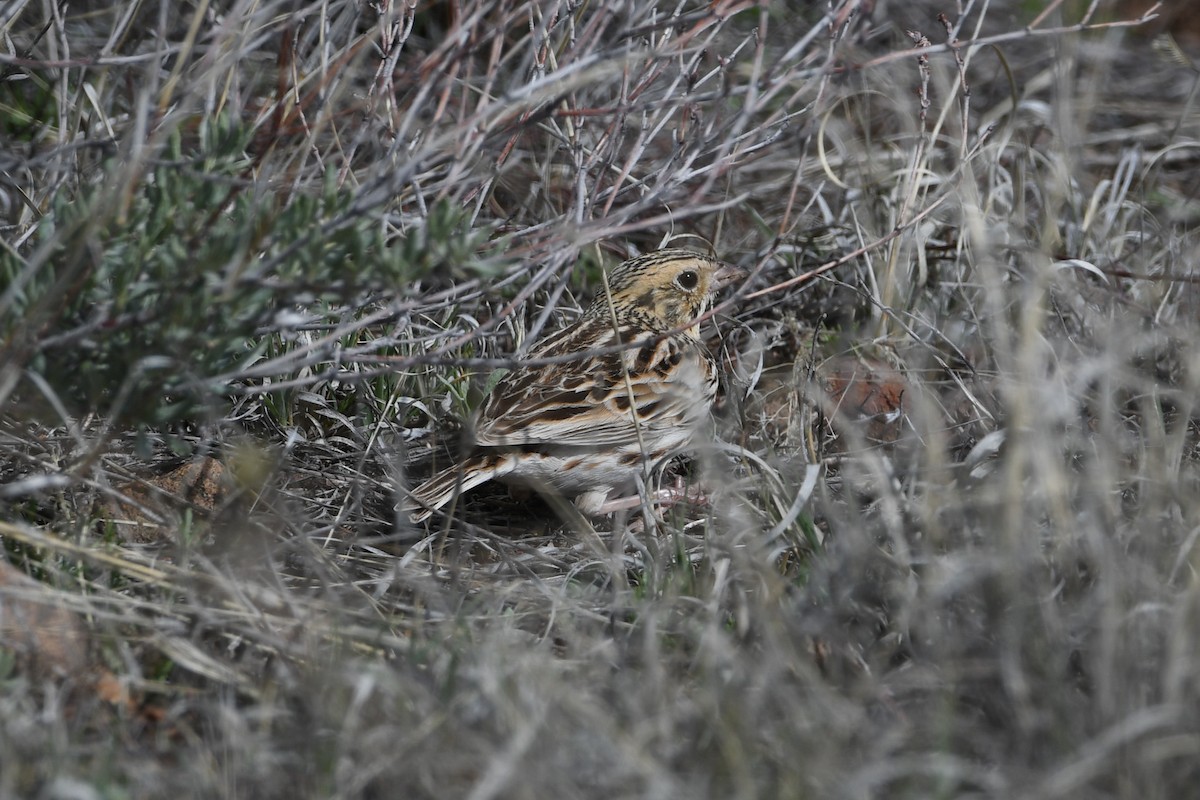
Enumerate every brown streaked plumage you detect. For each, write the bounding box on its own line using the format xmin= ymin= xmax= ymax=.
xmin=404 ymin=249 xmax=744 ymax=522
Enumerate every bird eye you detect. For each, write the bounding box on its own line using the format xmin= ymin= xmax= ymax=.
xmin=676 ymin=270 xmax=699 ymax=290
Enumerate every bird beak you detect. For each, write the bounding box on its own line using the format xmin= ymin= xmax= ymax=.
xmin=712 ymin=262 xmax=747 ymax=290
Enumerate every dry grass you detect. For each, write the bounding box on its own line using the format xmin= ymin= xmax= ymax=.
xmin=3 ymin=0 xmax=1200 ymax=797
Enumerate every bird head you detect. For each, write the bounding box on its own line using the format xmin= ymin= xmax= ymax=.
xmin=594 ymin=249 xmax=745 ymax=333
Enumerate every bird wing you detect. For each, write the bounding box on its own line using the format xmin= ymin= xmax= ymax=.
xmin=473 ymin=320 xmax=713 ymax=450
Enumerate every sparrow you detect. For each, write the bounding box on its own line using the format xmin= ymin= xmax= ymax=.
xmin=405 ymin=249 xmax=744 ymax=522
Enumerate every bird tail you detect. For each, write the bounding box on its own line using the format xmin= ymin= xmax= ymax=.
xmin=403 ymin=455 xmax=514 ymax=522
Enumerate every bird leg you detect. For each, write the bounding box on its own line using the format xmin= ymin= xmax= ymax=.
xmin=588 ymin=478 xmax=709 ymax=516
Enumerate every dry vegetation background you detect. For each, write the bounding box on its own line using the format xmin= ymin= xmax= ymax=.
xmin=3 ymin=0 xmax=1200 ymax=797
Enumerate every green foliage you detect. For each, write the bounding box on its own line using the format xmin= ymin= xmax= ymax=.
xmin=396 ymin=198 xmax=506 ymax=280
xmin=1 ymin=115 xmax=492 ymax=426
xmin=0 ymin=69 xmax=56 ymax=142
